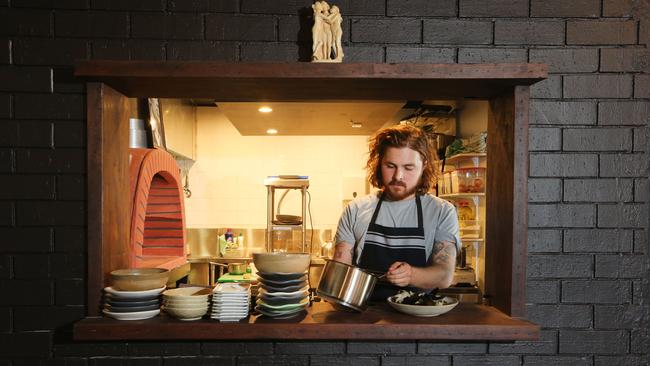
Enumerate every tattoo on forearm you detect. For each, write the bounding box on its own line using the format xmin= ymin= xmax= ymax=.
xmin=333 ymin=244 xmax=353 ymax=260
xmin=432 ymin=242 xmax=456 ymax=265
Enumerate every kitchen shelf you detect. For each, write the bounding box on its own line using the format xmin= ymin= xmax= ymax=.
xmin=74 ymin=301 xmax=539 ymax=341
xmin=445 ymin=153 xmax=487 ymax=165
xmin=439 ymin=193 xmax=486 ymax=199
xmin=460 ymin=238 xmax=484 ymax=242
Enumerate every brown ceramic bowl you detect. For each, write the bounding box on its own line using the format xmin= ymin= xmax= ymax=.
xmin=110 ymin=268 xmax=170 ymax=291
xmin=253 ymin=252 xmax=310 ymax=274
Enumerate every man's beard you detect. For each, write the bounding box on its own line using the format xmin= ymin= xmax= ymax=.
xmin=384 ymin=181 xmax=417 ymax=201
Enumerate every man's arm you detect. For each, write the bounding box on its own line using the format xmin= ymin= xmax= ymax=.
xmin=332 ymin=242 xmax=354 ymax=265
xmin=385 ymin=241 xmax=457 ymax=289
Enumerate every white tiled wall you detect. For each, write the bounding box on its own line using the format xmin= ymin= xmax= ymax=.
xmin=185 ymin=107 xmax=370 ymax=230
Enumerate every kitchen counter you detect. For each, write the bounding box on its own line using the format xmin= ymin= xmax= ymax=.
xmin=74 ymin=301 xmax=539 ymax=341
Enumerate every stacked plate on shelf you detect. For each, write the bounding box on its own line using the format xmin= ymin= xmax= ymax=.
xmin=102 ymin=286 xmax=164 ymax=320
xmin=211 ymin=283 xmax=251 ymax=322
xmin=255 ymin=271 xmax=310 ymax=318
xmin=162 ymin=287 xmax=211 ymax=321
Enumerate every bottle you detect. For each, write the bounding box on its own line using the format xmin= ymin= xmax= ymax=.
xmin=224 ymin=228 xmax=234 ymax=243
xmin=238 ymin=233 xmax=244 ymax=247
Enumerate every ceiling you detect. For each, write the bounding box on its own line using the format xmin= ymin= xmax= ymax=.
xmin=215 ymin=101 xmax=407 ymax=136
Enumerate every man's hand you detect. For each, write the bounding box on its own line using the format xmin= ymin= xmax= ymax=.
xmin=385 ymin=261 xmax=412 ymax=287
xmin=385 ymin=242 xmax=457 ymax=290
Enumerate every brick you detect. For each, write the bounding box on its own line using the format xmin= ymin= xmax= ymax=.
xmin=168 ymin=0 xmax=238 ymax=12
xmin=16 ymin=148 xmax=85 ymax=174
xmin=0 ymin=227 xmax=52 ymax=253
xmin=54 ymin=122 xmax=84 ymax=148
xmin=14 ymin=93 xmax=84 ymax=120
xmin=423 ymin=20 xmax=492 ymax=45
xmin=54 ymin=227 xmax=85 ymax=253
xmin=240 ymin=43 xmax=302 ymax=62
xmin=528 ymin=254 xmax=593 ymax=278
xmin=559 ymin=330 xmax=628 ymax=354
xmin=528 ymin=178 xmax=561 ymax=203
xmin=92 ymin=40 xmax=166 ymax=61
xmin=310 ymin=356 xmax=379 ymax=366
xmin=596 ymin=355 xmax=648 ymax=366
xmin=0 ymin=8 xmax=51 ymax=36
xmin=206 ymin=14 xmax=275 ymax=42
xmin=528 ymin=229 xmax=562 ymax=253
xmin=526 ymin=280 xmax=559 ymax=303
xmin=331 ymin=46 xmax=383 ymax=63
xmin=562 ymin=128 xmax=632 ymax=151
xmin=162 ymin=357 xmax=233 ymax=366
xmin=13 ymin=39 xmax=88 ymax=66
xmin=55 ymin=278 xmax=84 ymax=305
xmin=595 ymin=304 xmax=644 ymax=328
xmin=526 ymin=304 xmax=592 ymax=328
xmin=131 ymin=13 xmax=204 ymax=40
xmin=387 ymin=0 xmax=456 ymax=16
xmin=529 ymin=127 xmax=561 ymax=151
xmin=529 ymin=49 xmax=598 ymax=73
xmin=0 ymin=148 xmax=13 ymax=173
xmin=633 ymin=127 xmax=647 ymax=152
xmin=54 ymin=342 xmax=127 ymax=357
xmin=57 ymin=175 xmax=85 ymax=201
xmin=600 ymin=153 xmax=649 ymax=177
xmin=532 ymin=101 xmax=596 ymax=126
xmin=275 ymin=342 xmax=344 ymax=354
xmin=567 ymin=20 xmax=636 ymax=45
xmin=0 ymin=279 xmax=52 ymax=305
xmin=634 ymin=75 xmax=650 ymax=98
xmin=562 ymin=280 xmax=630 ymax=304
xmin=524 ymin=356 xmax=592 ymax=366
xmin=634 ymin=230 xmax=647 ymax=253
xmin=418 ymin=342 xmax=487 ymax=353
xmin=241 ymin=0 xmax=385 ymax=16
xmin=91 ymin=0 xmax=165 ymax=10
xmin=564 ymin=75 xmax=633 ymax=98
xmin=641 ymin=19 xmax=650 ymax=46
xmin=632 ymin=279 xmax=643 ymax=304
xmin=382 ymin=355 xmax=449 ymax=366
xmin=459 ymin=0 xmax=527 ymax=17
xmin=598 ymin=203 xmax=648 ymax=228
xmin=11 ymin=0 xmax=88 ymax=8
xmin=386 ymin=47 xmax=454 ymax=63
xmin=0 ymin=205 xmax=13 ymax=231
xmin=127 ymin=343 xmax=200 ymax=356
xmin=489 ymin=330 xmax=556 ymax=354
xmin=529 ymin=154 xmax=598 ymax=177
xmin=0 ymin=256 xmax=9 ymax=278
xmin=0 ymin=331 xmax=51 ymax=358
xmin=238 ymin=356 xmax=310 ymax=366
xmin=452 ymin=356 xmax=520 ymax=366
xmin=0 ymin=38 xmax=8 ymax=64
xmin=16 ymin=201 xmax=85 ymax=226
xmin=458 ymin=48 xmax=526 ymax=63
xmin=530 ymin=75 xmax=562 ymax=99
xmin=564 ymin=229 xmax=633 ymax=253
xmin=601 ymin=48 xmax=650 ymax=72
xmin=56 ymin=11 xmax=127 ymax=38
xmin=595 ymin=254 xmax=646 ymax=278
xmin=603 ymin=0 xmax=634 ymax=16
xmin=495 ymin=21 xmax=564 ymax=45
xmin=201 ymin=342 xmax=272 ymax=355
xmin=564 ymin=179 xmax=633 ymax=202
xmin=0 ymin=122 xmax=16 ymax=146
xmin=53 ymin=67 xmax=85 ymax=94
xmin=634 ymin=179 xmax=648 ymax=202
xmin=531 ymin=0 xmax=599 ymax=17
xmin=50 ymin=253 xmax=85 ymax=278
xmin=347 ymin=342 xmax=416 ymax=354
xmin=12 ymin=120 xmax=53 ymax=147
xmin=166 ymin=41 xmax=237 ymax=61
xmin=14 ymin=306 xmax=84 ymax=331
xmin=0 ymin=307 xmax=9 ymax=332
xmin=631 ymin=329 xmax=650 ymax=354
xmin=598 ymin=101 xmax=650 ymax=126
xmin=0 ymin=175 xmax=55 ymax=200
xmin=351 ymin=19 xmax=421 ymax=44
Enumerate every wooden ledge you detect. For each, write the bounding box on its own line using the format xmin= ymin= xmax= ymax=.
xmin=74 ymin=302 xmax=539 ymax=341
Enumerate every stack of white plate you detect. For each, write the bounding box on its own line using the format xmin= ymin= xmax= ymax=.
xmin=211 ymin=283 xmax=250 ymax=322
xmin=255 ymin=271 xmax=310 ymax=318
xmin=102 ymin=286 xmax=164 ymax=320
xmin=162 ymin=287 xmax=211 ymax=321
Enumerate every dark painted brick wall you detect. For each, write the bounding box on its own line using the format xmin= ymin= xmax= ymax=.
xmin=0 ymin=0 xmax=648 ymax=364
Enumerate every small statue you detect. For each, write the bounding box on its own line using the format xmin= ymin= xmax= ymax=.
xmin=311 ymin=1 xmax=344 ymax=62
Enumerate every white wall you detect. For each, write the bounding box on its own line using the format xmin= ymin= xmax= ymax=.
xmin=185 ymin=107 xmax=370 ymax=230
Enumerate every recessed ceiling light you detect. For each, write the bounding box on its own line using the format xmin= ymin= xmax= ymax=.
xmin=266 ymin=128 xmax=278 ymax=134
xmin=351 ymin=121 xmax=363 ymax=128
xmin=258 ymin=106 xmax=273 ymax=113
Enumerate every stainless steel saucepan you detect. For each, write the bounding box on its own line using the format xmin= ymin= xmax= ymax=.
xmin=316 ymin=259 xmax=379 ymax=312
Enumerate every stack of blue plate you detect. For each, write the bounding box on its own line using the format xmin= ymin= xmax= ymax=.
xmin=255 ymin=271 xmax=309 ymax=318
xmin=102 ymin=286 xmax=164 ymax=320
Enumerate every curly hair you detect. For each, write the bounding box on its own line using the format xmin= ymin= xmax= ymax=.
xmin=366 ymin=124 xmax=439 ymax=195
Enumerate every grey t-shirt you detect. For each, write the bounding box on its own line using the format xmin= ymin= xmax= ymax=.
xmin=335 ymin=192 xmax=461 ymax=265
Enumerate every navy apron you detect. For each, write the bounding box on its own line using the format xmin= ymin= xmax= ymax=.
xmin=355 ymin=192 xmax=428 ymax=301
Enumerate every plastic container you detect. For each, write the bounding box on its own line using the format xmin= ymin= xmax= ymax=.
xmin=453 ymin=167 xmax=485 ymax=193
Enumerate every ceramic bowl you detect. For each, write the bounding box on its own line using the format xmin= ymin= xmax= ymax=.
xmin=386 ymin=296 xmax=459 ymax=317
xmin=162 ymin=287 xmax=212 ymax=299
xmin=252 ymin=252 xmax=310 ymax=274
xmin=164 ymin=305 xmax=209 ymax=320
xmin=110 ymin=268 xmax=170 ymax=291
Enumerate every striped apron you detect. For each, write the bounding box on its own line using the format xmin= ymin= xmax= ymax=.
xmin=355 ymin=192 xmax=428 ymax=301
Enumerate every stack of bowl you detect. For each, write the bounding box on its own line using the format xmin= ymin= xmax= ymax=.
xmin=253 ymin=252 xmax=311 ymax=318
xmin=103 ymin=268 xmax=169 ymax=320
xmin=162 ymin=287 xmax=211 ymax=321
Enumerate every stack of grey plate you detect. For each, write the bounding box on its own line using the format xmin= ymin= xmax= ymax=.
xmin=255 ymin=271 xmax=310 ymax=318
xmin=102 ymin=286 xmax=164 ymax=320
